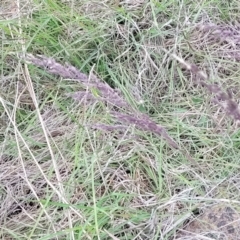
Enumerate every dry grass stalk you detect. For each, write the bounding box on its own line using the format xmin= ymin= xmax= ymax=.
xmin=26 ymin=54 xmax=129 ymax=108
xmin=25 ymin=54 xmax=178 ymax=149
xmin=194 ymin=22 xmax=240 ymax=62
xmin=111 ymin=111 xmax=179 ymax=148
xmin=171 ymin=53 xmax=240 ymax=122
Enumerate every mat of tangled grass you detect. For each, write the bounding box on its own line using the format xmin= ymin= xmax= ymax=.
xmin=2 ymin=0 xmax=240 ymax=239
xmin=25 ymin=47 xmax=240 ymax=239
xmin=24 ymin=20 xmax=240 ymax=239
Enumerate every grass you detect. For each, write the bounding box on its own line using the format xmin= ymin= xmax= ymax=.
xmin=1 ymin=0 xmax=240 ymax=239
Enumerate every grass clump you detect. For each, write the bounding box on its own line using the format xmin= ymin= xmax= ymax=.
xmin=1 ymin=0 xmax=240 ymax=239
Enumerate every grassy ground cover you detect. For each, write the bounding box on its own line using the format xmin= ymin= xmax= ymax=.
xmin=1 ymin=0 xmax=240 ymax=239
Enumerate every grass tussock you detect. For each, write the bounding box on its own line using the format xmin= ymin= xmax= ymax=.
xmin=1 ymin=0 xmax=240 ymax=239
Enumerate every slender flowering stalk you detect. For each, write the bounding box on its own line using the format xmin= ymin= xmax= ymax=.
xmin=111 ymin=112 xmax=179 ymax=148
xmin=26 ymin=54 xmax=128 ymax=108
xmin=25 ymin=54 xmax=179 ymax=149
xmin=170 ymin=53 xmax=240 ymax=122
